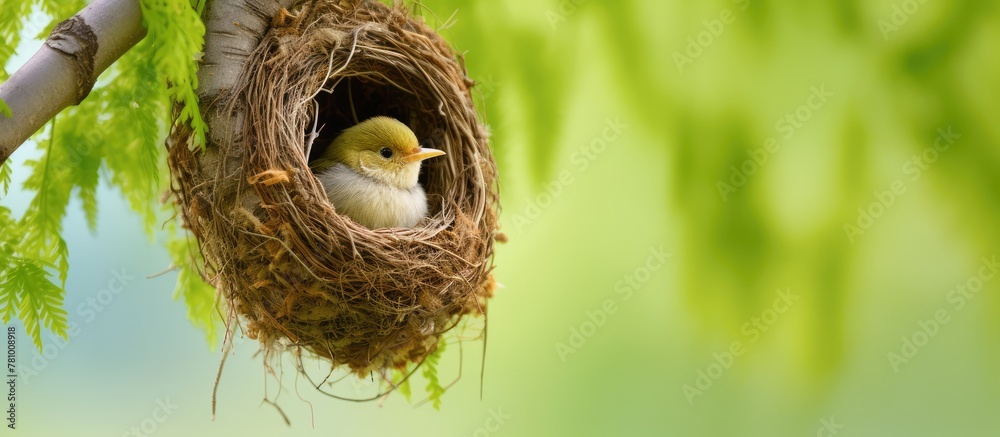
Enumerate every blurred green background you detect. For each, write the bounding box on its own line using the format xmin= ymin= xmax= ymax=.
xmin=5 ymin=0 xmax=1000 ymax=435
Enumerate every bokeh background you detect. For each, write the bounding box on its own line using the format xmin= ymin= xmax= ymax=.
xmin=4 ymin=0 xmax=1000 ymax=435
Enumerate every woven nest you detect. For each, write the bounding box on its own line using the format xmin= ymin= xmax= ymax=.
xmin=167 ymin=0 xmax=500 ymax=377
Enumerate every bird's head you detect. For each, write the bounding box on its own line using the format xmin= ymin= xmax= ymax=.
xmin=311 ymin=116 xmax=445 ymax=189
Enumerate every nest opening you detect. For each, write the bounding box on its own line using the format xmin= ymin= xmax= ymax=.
xmin=310 ymin=77 xmax=415 ymax=159
xmin=310 ymin=77 xmax=442 ymax=214
xmin=167 ymin=0 xmax=499 ymax=381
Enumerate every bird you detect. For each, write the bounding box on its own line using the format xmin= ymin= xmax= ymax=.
xmin=309 ymin=116 xmax=445 ymax=229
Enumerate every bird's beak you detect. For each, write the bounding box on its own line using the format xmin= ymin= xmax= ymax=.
xmin=404 ymin=147 xmax=446 ymax=163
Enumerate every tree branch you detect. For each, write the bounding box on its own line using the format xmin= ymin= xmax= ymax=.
xmin=0 ymin=0 xmax=146 ymax=164
xmin=199 ymin=0 xmax=296 ymax=146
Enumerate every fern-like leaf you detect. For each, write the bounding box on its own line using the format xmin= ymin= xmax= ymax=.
xmin=0 ymin=206 xmax=15 ymax=260
xmin=140 ymin=0 xmax=208 ymax=148
xmin=2 ymin=258 xmax=69 ymax=351
xmin=0 ymin=227 xmax=20 ymax=324
xmin=392 ymin=369 xmax=412 ymax=402
xmin=76 ymin=163 xmax=100 ymax=231
xmin=0 ymin=0 xmax=206 ymax=354
xmin=21 ymin=129 xmax=73 ymax=259
xmin=422 ymin=341 xmax=447 ymax=409
xmin=0 ymin=0 xmax=33 ymax=80
xmin=50 ymin=104 xmax=103 ymax=232
xmin=96 ymin=43 xmax=166 ymax=236
xmin=0 ymin=282 xmax=17 ymax=325
xmin=0 ymin=161 xmax=11 ymax=197
xmin=167 ymin=232 xmax=217 ymax=348
xmin=54 ymin=237 xmax=69 ymax=287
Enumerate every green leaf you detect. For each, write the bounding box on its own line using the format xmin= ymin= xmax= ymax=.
xmin=190 ymin=0 xmax=206 ymax=14
xmin=0 ymin=288 xmax=18 ymax=325
xmin=96 ymin=45 xmax=167 ymax=237
xmin=140 ymin=0 xmax=208 ymax=148
xmin=76 ymin=165 xmax=100 ymax=232
xmin=0 ymin=207 xmax=17 ymax=269
xmin=0 ymin=0 xmax=33 ymax=81
xmin=0 ymin=161 xmax=11 ymax=197
xmin=167 ymin=231 xmax=218 ymax=348
xmin=21 ymin=127 xmax=74 ymax=259
xmin=1 ymin=258 xmax=69 ymax=351
xmin=422 ymin=341 xmax=447 ymax=410
xmin=505 ymin=31 xmax=573 ymax=185
xmin=55 ymin=238 xmax=69 ymax=287
xmin=393 ymin=369 xmax=412 ymax=402
xmin=0 ymin=0 xmax=199 ymax=353
xmin=0 ymin=257 xmax=19 ymax=324
xmin=56 ymin=108 xmax=103 ymax=232
xmin=0 ymin=97 xmax=11 ymax=118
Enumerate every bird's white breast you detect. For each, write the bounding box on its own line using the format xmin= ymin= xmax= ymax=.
xmin=316 ymin=163 xmax=429 ymax=228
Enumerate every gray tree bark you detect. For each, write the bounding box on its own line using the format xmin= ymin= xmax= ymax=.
xmin=0 ymin=0 xmax=296 ymax=165
xmin=199 ymin=0 xmax=296 ymax=146
xmin=0 ymin=0 xmax=145 ymax=164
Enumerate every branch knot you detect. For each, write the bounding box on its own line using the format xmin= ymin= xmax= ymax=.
xmin=46 ymin=16 xmax=99 ymax=104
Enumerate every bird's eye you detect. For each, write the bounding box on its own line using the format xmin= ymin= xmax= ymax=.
xmin=379 ymin=147 xmax=393 ymax=159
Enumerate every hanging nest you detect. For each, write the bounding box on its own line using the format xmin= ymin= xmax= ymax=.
xmin=166 ymin=0 xmax=500 ymax=377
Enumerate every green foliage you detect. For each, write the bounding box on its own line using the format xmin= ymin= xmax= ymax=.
xmin=392 ymin=368 xmax=413 ymax=402
xmin=166 ymin=228 xmax=218 ymax=348
xmin=139 ymin=0 xmax=208 ymax=148
xmin=0 ymin=161 xmax=10 ymax=196
xmin=20 ymin=128 xmax=72 ymax=282
xmin=0 ymin=123 xmax=75 ymax=349
xmin=421 ymin=341 xmax=447 ymax=410
xmin=0 ymin=0 xmax=210 ymax=352
xmin=0 ymin=97 xmax=10 ymax=118
xmin=0 ymin=0 xmax=32 ymax=80
xmin=0 ymin=206 xmax=20 ymax=314
xmin=0 ymin=258 xmax=69 ymax=350
xmin=0 ymin=262 xmax=15 ymax=323
xmin=97 ymin=39 xmax=169 ymax=235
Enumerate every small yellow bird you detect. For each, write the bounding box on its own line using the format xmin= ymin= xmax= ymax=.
xmin=310 ymin=116 xmax=445 ymax=229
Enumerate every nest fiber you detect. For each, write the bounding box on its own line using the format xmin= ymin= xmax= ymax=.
xmin=167 ymin=0 xmax=499 ymax=375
